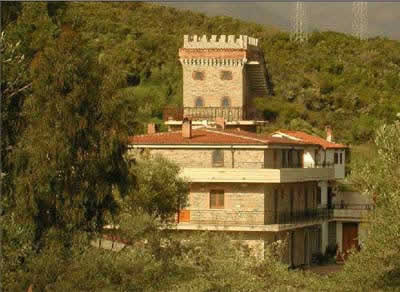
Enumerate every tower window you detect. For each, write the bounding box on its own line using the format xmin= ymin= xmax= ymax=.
xmin=212 ymin=149 xmax=224 ymax=167
xmin=192 ymin=71 xmax=205 ymax=80
xmin=221 ymin=97 xmax=231 ymax=108
xmin=195 ymin=97 xmax=204 ymax=107
xmin=220 ymin=70 xmax=233 ymax=80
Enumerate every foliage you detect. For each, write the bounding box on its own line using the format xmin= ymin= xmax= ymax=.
xmin=12 ymin=27 xmax=132 ymax=239
xmin=332 ymin=122 xmax=400 ymax=290
xmin=119 ymin=155 xmax=189 ymax=221
xmin=4 ymin=2 xmax=400 ymax=143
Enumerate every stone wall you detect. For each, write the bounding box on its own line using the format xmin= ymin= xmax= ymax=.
xmin=182 ymin=65 xmax=245 ymax=109
xmin=187 ymin=183 xmax=265 ymax=226
xmin=137 ymin=148 xmax=265 ymax=169
xmin=183 ymin=34 xmax=258 ymax=49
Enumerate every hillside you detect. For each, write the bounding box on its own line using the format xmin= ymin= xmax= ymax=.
xmin=4 ymin=2 xmax=400 ymax=144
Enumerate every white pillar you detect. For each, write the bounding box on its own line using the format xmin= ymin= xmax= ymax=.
xmin=321 ymin=222 xmax=329 ymax=254
xmin=318 ymin=181 xmax=329 ymax=253
xmin=318 ymin=181 xmax=328 ymax=207
xmin=336 ymin=221 xmax=343 ymax=252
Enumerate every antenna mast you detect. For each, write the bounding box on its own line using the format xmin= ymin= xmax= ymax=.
xmin=291 ymin=2 xmax=308 ymax=42
xmin=352 ymin=2 xmax=368 ymax=40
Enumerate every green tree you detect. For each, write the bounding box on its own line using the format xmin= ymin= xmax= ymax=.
xmin=120 ymin=155 xmax=189 ymax=221
xmin=332 ymin=122 xmax=400 ymax=290
xmin=13 ymin=27 xmax=132 ymax=239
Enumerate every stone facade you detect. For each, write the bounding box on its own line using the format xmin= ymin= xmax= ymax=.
xmin=178 ymin=34 xmax=267 ymax=123
xmin=187 ymin=183 xmax=265 ymax=226
xmin=136 ymin=148 xmax=265 ymax=169
xmin=182 ymin=65 xmax=246 ymax=109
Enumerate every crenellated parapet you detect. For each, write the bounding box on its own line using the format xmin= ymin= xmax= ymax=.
xmin=183 ymin=35 xmax=259 ymax=49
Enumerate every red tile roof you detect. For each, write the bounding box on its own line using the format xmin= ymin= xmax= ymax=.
xmin=129 ymin=128 xmax=316 ymax=146
xmin=276 ymin=130 xmax=348 ymax=149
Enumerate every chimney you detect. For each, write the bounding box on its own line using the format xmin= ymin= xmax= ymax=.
xmin=182 ymin=118 xmax=192 ymax=138
xmin=215 ymin=117 xmax=225 ymax=130
xmin=325 ymin=126 xmax=333 ymax=142
xmin=147 ymin=123 xmax=156 ymax=135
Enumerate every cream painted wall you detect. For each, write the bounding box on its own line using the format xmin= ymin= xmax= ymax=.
xmin=333 ymin=191 xmax=373 ymax=206
xmin=303 ymin=147 xmax=316 ymax=168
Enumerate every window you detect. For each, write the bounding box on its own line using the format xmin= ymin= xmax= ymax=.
xmin=221 ymin=96 xmax=231 ymax=108
xmin=220 ymin=70 xmax=233 ymax=80
xmin=210 ymin=190 xmax=224 ymax=209
xmin=288 ymin=150 xmax=293 ymax=168
xmin=192 ymin=71 xmax=204 ymax=80
xmin=334 ymin=152 xmax=339 ymax=164
xmin=304 ymin=186 xmax=308 ymax=209
xmin=339 ymin=153 xmax=343 ymax=164
xmin=317 ymin=186 xmax=322 ymax=205
xmin=282 ymin=150 xmax=288 ymax=168
xmin=212 ymin=149 xmax=224 ymax=167
xmin=195 ymin=97 xmax=204 ymax=107
xmin=297 ymin=150 xmax=303 ymax=168
xmin=290 ymin=188 xmax=294 ymax=217
xmin=274 ymin=189 xmax=279 ymax=223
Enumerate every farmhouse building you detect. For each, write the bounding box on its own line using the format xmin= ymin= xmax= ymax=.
xmin=129 ymin=35 xmax=372 ymax=266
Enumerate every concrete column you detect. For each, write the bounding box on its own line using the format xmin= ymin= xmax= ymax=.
xmin=336 ymin=222 xmax=343 ymax=252
xmin=318 ymin=181 xmax=328 ymax=207
xmin=318 ymin=181 xmax=329 ymax=253
xmin=321 ymin=222 xmax=329 ymax=254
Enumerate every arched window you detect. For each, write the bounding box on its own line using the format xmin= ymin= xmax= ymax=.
xmin=221 ymin=96 xmax=230 ymax=108
xmin=192 ymin=71 xmax=205 ymax=80
xmin=195 ymin=97 xmax=204 ymax=107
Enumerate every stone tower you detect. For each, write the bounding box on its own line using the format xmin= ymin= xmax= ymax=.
xmin=171 ymin=34 xmax=268 ymax=130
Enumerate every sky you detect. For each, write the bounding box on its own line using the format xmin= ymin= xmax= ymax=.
xmin=162 ymin=2 xmax=400 ymax=40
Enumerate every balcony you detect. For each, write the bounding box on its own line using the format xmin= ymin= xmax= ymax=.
xmin=181 ymin=167 xmax=335 ymax=183
xmin=175 ymin=208 xmax=331 ymax=232
xmin=331 ymin=204 xmax=374 ymax=222
xmin=275 ymin=208 xmax=332 ymax=224
xmin=163 ymin=106 xmax=263 ymax=122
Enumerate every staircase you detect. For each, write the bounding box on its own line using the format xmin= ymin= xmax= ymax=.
xmin=246 ymin=64 xmax=268 ymax=97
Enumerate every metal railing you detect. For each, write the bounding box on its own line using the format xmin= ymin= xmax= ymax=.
xmin=184 ymin=107 xmax=244 ymax=121
xmin=188 ymin=209 xmax=264 ymax=226
xmin=229 ymin=162 xmax=333 ymax=169
xmin=275 ymin=208 xmax=332 ymax=224
xmin=178 ymin=208 xmax=332 ymax=226
xmin=331 ymin=203 xmax=374 ymax=210
xmin=163 ymin=106 xmax=264 ymax=121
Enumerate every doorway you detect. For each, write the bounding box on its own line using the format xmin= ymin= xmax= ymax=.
xmin=342 ymin=223 xmax=358 ymax=256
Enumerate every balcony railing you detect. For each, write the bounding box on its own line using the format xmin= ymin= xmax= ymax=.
xmin=331 ymin=203 xmax=374 ymax=210
xmin=163 ymin=106 xmax=264 ymax=121
xmin=178 ymin=208 xmax=332 ymax=226
xmin=275 ymin=208 xmax=332 ymax=224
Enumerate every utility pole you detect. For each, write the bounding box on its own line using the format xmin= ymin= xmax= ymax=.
xmin=291 ymin=2 xmax=308 ymax=42
xmin=352 ymin=2 xmax=368 ymax=40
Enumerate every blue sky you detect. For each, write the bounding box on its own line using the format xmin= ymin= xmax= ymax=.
xmin=163 ymin=2 xmax=400 ymax=40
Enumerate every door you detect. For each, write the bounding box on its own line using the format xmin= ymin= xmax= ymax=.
xmin=342 ymin=223 xmax=358 ymax=256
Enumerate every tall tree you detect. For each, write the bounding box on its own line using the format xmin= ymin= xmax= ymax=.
xmin=331 ymin=122 xmax=400 ymax=290
xmin=13 ymin=27 xmax=133 ymax=239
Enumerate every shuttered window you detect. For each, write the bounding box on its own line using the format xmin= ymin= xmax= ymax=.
xmin=193 ymin=71 xmax=205 ymax=80
xmin=220 ymin=70 xmax=233 ymax=80
xmin=210 ymin=190 xmax=224 ymax=209
xmin=212 ymin=149 xmax=224 ymax=167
